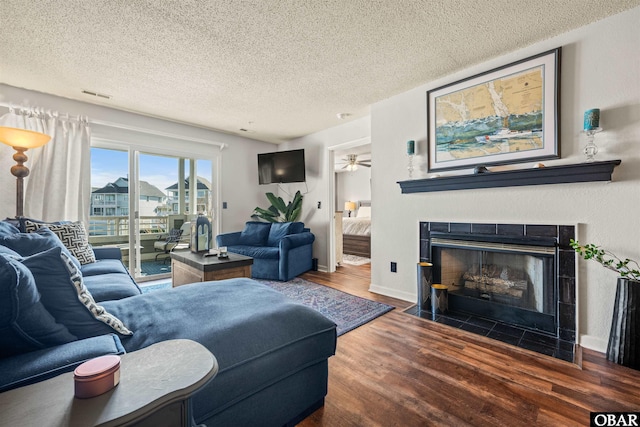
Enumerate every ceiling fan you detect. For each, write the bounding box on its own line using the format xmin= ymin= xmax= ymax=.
xmin=338 ymin=154 xmax=371 ymax=171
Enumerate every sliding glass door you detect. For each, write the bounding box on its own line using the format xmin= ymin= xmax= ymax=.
xmin=89 ymin=147 xmax=132 ymax=265
xmin=135 ymin=153 xmax=213 ymax=279
xmin=90 ymin=145 xmax=215 ymax=280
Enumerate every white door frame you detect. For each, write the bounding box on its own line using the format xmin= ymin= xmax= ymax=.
xmin=326 ymin=136 xmax=371 ymax=273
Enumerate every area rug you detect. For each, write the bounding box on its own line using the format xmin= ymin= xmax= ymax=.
xmin=139 ymin=277 xmax=393 ymax=336
xmin=140 ymin=281 xmax=172 ymax=293
xmin=140 ymin=260 xmax=171 ymax=276
xmin=255 ymin=277 xmax=393 ymax=336
xmin=342 ymin=254 xmax=371 ymax=266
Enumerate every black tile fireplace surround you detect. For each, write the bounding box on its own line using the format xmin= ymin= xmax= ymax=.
xmin=410 ymin=221 xmax=577 ymax=363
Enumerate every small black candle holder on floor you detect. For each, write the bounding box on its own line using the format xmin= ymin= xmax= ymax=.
xmin=416 ymin=262 xmax=433 ymax=313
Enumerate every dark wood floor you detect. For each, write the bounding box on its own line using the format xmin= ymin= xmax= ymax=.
xmin=298 ymin=263 xmax=640 ymax=426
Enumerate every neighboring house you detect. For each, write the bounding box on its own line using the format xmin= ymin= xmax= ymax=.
xmin=90 ymin=177 xmax=166 ymax=217
xmin=165 ymin=176 xmax=212 ymax=215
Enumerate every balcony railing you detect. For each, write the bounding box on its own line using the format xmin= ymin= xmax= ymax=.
xmin=91 ymin=201 xmax=118 ymax=206
xmin=88 ymin=215 xmax=169 ymax=237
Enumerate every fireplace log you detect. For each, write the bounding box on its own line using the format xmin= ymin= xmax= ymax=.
xmin=462 ymin=273 xmax=527 ymax=290
xmin=463 ymin=280 xmax=525 ymax=298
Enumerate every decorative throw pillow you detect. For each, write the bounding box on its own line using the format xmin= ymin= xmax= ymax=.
xmin=0 ymin=221 xmax=20 ymax=237
xmin=239 ymin=221 xmax=271 ymax=246
xmin=15 ymin=217 xmax=66 ymax=233
xmin=0 ymin=245 xmax=20 ymax=258
xmin=0 ymin=227 xmax=82 ymax=270
xmin=21 ymin=247 xmax=133 ymax=339
xmin=25 ymin=220 xmax=96 ymax=265
xmin=0 ymin=253 xmax=77 ymax=358
xmin=289 ymin=222 xmax=305 ymax=234
xmin=267 ymin=222 xmax=294 ymax=247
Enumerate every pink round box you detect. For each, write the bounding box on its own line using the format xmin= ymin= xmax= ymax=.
xmin=74 ymin=355 xmax=121 ymax=399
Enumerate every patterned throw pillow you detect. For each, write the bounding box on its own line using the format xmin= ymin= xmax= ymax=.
xmin=21 ymin=247 xmax=133 ymax=338
xmin=0 ymin=227 xmax=81 ymax=270
xmin=25 ymin=220 xmax=96 ymax=265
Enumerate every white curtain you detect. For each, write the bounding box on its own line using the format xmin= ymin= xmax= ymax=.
xmin=0 ymin=107 xmax=91 ymax=224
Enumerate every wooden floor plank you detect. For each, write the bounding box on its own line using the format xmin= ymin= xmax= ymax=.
xmin=297 ymin=264 xmax=640 ymax=426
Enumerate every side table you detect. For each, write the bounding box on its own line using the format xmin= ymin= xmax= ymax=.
xmin=0 ymin=339 xmax=218 ymax=427
xmin=170 ymin=250 xmax=253 ymax=287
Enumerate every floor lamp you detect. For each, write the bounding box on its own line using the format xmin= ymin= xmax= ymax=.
xmin=0 ymin=127 xmax=51 ymax=217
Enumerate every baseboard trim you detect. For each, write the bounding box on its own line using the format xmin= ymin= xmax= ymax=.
xmin=579 ymin=334 xmax=608 ymax=353
xmin=368 ymin=283 xmax=414 ymax=302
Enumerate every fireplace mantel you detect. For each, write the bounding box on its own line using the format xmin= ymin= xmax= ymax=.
xmin=397 ymin=159 xmax=621 ymax=194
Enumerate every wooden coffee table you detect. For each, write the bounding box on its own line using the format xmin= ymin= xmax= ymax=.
xmin=170 ymin=250 xmax=253 ymax=287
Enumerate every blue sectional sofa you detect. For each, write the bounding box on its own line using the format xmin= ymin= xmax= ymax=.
xmin=216 ymin=221 xmax=315 ymax=281
xmin=0 ymin=219 xmax=336 ymax=426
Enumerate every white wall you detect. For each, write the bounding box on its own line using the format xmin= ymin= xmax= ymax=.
xmin=370 ymin=7 xmax=640 ymax=352
xmin=336 ymin=167 xmax=371 ymax=216
xmin=283 ymin=7 xmax=640 ymax=352
xmin=282 ymin=116 xmax=371 ymax=270
xmin=0 ymin=84 xmax=275 ymax=233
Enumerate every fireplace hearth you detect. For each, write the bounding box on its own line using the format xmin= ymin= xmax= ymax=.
xmin=407 ymin=221 xmax=577 ymax=363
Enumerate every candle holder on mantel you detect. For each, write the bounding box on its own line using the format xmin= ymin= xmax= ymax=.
xmin=407 ymin=154 xmax=415 ymax=178
xmin=582 ymin=108 xmax=601 ymax=162
xmin=406 ymin=140 xmax=416 ymax=179
xmin=582 ymin=127 xmax=602 ymax=162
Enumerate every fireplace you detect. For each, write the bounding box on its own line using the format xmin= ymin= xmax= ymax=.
xmin=432 ymin=237 xmax=557 ymax=333
xmin=412 ymin=222 xmax=576 ymax=362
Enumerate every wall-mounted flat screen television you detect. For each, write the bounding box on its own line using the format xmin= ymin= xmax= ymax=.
xmin=258 ymin=149 xmax=306 ymax=184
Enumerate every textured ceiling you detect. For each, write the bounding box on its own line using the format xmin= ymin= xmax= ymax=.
xmin=2 ymin=1 xmax=639 ymax=144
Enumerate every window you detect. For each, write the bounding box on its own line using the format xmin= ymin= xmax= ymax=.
xmin=91 ymin=145 xmax=215 ymax=280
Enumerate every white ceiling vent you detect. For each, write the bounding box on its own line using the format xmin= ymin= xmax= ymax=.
xmin=81 ymin=90 xmax=112 ymax=100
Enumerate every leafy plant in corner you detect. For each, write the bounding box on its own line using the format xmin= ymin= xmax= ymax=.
xmin=570 ymin=239 xmax=640 ymax=281
xmin=252 ymin=191 xmax=303 ymax=223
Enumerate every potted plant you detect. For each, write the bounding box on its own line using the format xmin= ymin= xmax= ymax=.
xmin=570 ymin=239 xmax=640 ymax=280
xmin=252 ymin=191 xmax=303 ymax=223
xmin=571 ymin=239 xmax=640 ymax=369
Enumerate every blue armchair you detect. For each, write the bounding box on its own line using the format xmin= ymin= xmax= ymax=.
xmin=216 ymin=221 xmax=315 ymax=281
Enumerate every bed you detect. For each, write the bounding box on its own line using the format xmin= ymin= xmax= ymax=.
xmin=342 ymin=201 xmax=371 ymax=258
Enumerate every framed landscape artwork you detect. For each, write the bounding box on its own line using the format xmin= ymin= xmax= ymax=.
xmin=427 ymin=48 xmax=561 ymax=172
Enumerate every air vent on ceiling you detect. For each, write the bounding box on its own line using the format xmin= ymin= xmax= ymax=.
xmin=81 ymin=90 xmax=112 ymax=100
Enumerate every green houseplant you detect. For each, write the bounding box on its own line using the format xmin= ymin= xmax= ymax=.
xmin=252 ymin=191 xmax=303 ymax=223
xmin=570 ymin=239 xmax=640 ymax=281
xmin=570 ymin=239 xmax=640 ymax=369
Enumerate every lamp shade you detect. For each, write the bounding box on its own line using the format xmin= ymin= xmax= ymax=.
xmin=0 ymin=127 xmax=51 ymax=149
xmin=344 ymin=201 xmax=357 ymax=212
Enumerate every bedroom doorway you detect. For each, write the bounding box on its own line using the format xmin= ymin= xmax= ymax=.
xmin=327 ymin=137 xmax=371 ymax=276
